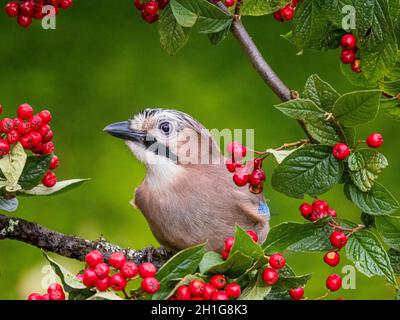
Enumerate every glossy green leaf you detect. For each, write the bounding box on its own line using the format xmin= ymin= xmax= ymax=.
xmin=274 ymin=99 xmax=324 ymax=120
xmin=271 ymin=145 xmax=343 ymax=198
xmin=303 ymin=74 xmax=340 ymax=112
xmin=388 ymin=249 xmax=400 ymax=276
xmin=204 ymin=251 xmax=254 ymax=279
xmin=241 ymin=0 xmax=287 ymax=16
xmin=230 ymin=225 xmax=264 ymax=260
xmin=19 ymin=179 xmax=89 ymax=196
xmin=381 ymin=98 xmax=400 ymax=121
xmin=376 ymin=215 xmax=400 ymax=251
xmin=238 ymin=271 xmax=271 ymax=300
xmin=18 ymin=154 xmax=52 ymax=190
xmin=345 ymin=182 xmax=399 ymax=215
xmin=199 ymin=251 xmax=224 ymax=274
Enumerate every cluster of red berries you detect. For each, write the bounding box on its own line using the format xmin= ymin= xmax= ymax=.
xmin=332 ymin=132 xmax=384 ymax=161
xmin=225 ymin=142 xmax=266 ymax=194
xmin=28 ymin=282 xmax=65 ymax=300
xmin=0 ymin=103 xmax=58 ymax=188
xmin=4 ymin=0 xmax=73 ymax=28
xmin=134 ymin=0 xmax=169 ymax=24
xmin=224 ymin=0 xmax=236 ymax=7
xmin=80 ymin=250 xmax=160 ymax=295
xmin=340 ymin=34 xmax=361 ymax=73
xmin=299 ymin=199 xmax=337 ymax=222
xmin=273 ymin=0 xmax=302 ymax=22
xmin=169 ymin=275 xmax=241 ymax=300
xmin=221 ymin=230 xmax=258 ymax=260
xmin=261 ymin=253 xmax=305 ymax=300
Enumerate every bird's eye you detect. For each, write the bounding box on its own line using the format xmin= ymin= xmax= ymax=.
xmin=159 ymin=122 xmax=173 ymax=136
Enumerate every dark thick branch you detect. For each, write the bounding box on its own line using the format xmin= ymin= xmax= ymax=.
xmin=0 ymin=213 xmax=172 ymax=268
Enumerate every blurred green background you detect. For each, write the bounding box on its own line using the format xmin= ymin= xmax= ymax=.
xmin=0 ymin=0 xmax=398 ymax=300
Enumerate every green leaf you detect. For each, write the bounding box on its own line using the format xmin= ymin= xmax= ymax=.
xmin=208 ymin=21 xmax=232 ymax=45
xmin=345 ymin=182 xmax=399 ymax=215
xmin=0 ymin=143 xmax=27 ymax=192
xmin=388 ymin=249 xmax=400 ymax=275
xmin=230 ymin=225 xmax=264 ymax=260
xmin=43 ymin=252 xmax=86 ymax=293
xmin=19 ymin=179 xmax=89 ymax=196
xmin=240 ymin=0 xmax=287 ymax=16
xmin=376 ymin=215 xmax=400 ymax=251
xmin=0 ymin=197 xmax=18 ymax=212
xmin=263 ymin=220 xmax=333 ymax=253
xmin=348 ymin=149 xmax=388 ymax=192
xmin=204 ymin=251 xmax=254 ymax=279
xmin=264 ymin=289 xmax=291 ymax=300
xmin=170 ymin=0 xmax=232 ymax=34
xmin=303 ymin=74 xmax=340 ymax=112
xmin=271 ymin=145 xmax=343 ymax=198
xmin=346 ymin=230 xmax=397 ymax=286
xmin=238 ymin=271 xmax=271 ymax=300
xmin=199 ymin=251 xmax=224 ymax=274
xmin=333 ymin=90 xmax=381 ymax=127
xmin=153 ymin=244 xmax=206 ymax=300
xmin=304 ymin=116 xmax=342 ymax=146
xmin=379 ymin=79 xmax=400 ymax=97
xmin=274 ymin=99 xmax=324 ymax=120
xmin=18 ymin=155 xmax=52 ymax=190
xmin=158 ymin=5 xmax=191 ymax=56
xmin=381 ymin=98 xmax=400 ymax=121
xmin=273 ymin=274 xmax=312 ymax=292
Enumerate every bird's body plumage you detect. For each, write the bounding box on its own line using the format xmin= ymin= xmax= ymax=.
xmin=105 ymin=108 xmax=270 ymax=252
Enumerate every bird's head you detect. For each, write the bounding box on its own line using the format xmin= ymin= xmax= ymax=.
xmin=104 ymin=108 xmax=222 ymax=168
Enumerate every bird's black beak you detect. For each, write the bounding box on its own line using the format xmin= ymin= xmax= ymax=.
xmin=103 ymin=121 xmax=146 ymax=142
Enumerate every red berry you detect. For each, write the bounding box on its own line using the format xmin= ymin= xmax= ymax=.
xmin=330 ymin=231 xmax=347 ymax=249
xmin=49 ymin=155 xmax=59 ymax=170
xmin=310 ymin=210 xmax=327 ymax=221
xmin=233 ymin=172 xmax=249 ymax=187
xmin=224 ymin=237 xmax=235 ymax=252
xmin=28 ymin=131 xmax=42 ymax=147
xmin=95 ymin=276 xmax=110 ymax=291
xmin=42 ymin=141 xmax=55 ymax=154
xmin=0 ymin=139 xmax=10 ymax=156
xmin=273 ymin=10 xmax=284 ymax=22
xmin=17 ymin=104 xmax=34 ymax=119
xmin=221 ymin=248 xmax=230 ymax=260
xmin=299 ymin=203 xmax=313 ymax=219
xmin=20 ymin=1 xmax=34 ymax=16
xmin=341 ymin=50 xmax=356 ymax=64
xmin=225 ymin=283 xmax=241 ymax=298
xmin=5 ymin=2 xmax=19 ymax=17
xmin=28 ymin=293 xmax=42 ymax=300
xmin=340 ymin=34 xmax=357 ymax=50
xmin=60 ymin=0 xmax=73 ymax=9
xmin=120 ymin=261 xmax=139 ymax=279
xmin=189 ymin=280 xmax=205 ymax=297
xmin=47 ymin=283 xmax=63 ymax=293
xmin=29 ymin=115 xmax=43 ymax=130
xmin=0 ymin=118 xmax=14 ymax=133
xmin=18 ymin=14 xmax=32 ymax=27
xmin=139 ymin=262 xmax=157 ymax=278
xmin=249 ymin=169 xmax=266 ymax=186
xmin=109 ymin=273 xmax=127 ymax=291
xmin=351 ymin=59 xmax=362 ymax=73
xmin=42 ymin=130 xmax=53 ymax=143
xmin=312 ymin=200 xmax=329 ymax=212
xmin=227 ymin=141 xmax=247 ymax=162
xmin=246 ymin=230 xmax=258 ymax=242
xmin=38 ymin=110 xmax=52 ymax=124
xmin=225 ymin=161 xmax=237 ymax=173
xmin=269 ymin=253 xmax=286 ymax=269
xmin=210 ymin=274 xmax=226 ymax=289
xmin=326 ymin=274 xmax=342 ymax=291
xmin=38 ymin=124 xmax=51 ymax=137
xmin=109 ymin=252 xmax=126 ymax=269
xmin=48 ymin=289 xmax=65 ymax=300
xmin=225 ymin=0 xmax=236 ymax=7
xmin=262 ymin=267 xmax=279 ymax=285
xmin=211 ymin=291 xmax=229 ymax=300
xmin=41 ymin=294 xmax=50 ymax=300
xmin=324 ymin=251 xmax=340 ymax=267
xmin=280 ymin=5 xmax=294 ymax=21
xmin=85 ymin=250 xmax=104 ymax=268
xmin=157 ymin=0 xmax=169 ymax=9
xmin=7 ymin=130 xmax=19 ymax=145
xmin=191 ymin=297 xmax=204 ymax=300
xmin=82 ymin=268 xmax=97 ymax=287
xmin=141 ymin=277 xmax=160 ymax=294
xmin=42 ymin=171 xmax=57 ymax=187
xmin=94 ymin=262 xmax=110 ymax=280
xmin=366 ymin=133 xmax=384 ymax=148
xmin=332 ymin=143 xmax=350 ymax=160
xmin=176 ymin=285 xmax=191 ymax=300
xmin=144 ymin=0 xmax=158 ymax=15
xmin=134 ymin=0 xmax=143 ymax=10
xmin=141 ymin=9 xmax=159 ymax=23
xmin=16 ymin=121 xmax=31 ymax=135
xmin=327 ymin=208 xmax=337 ymax=218
xmin=0 ymin=104 xmax=2 ymax=115
xmin=202 ymin=283 xmax=216 ymax=300
xmin=289 ymin=287 xmax=304 ymax=300
xmin=33 ymin=4 xmax=44 ymax=19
